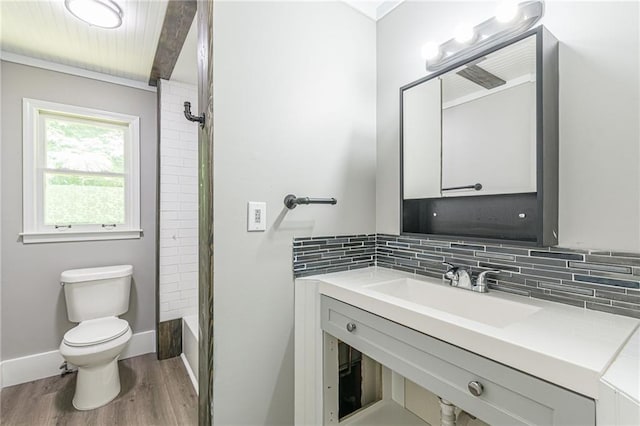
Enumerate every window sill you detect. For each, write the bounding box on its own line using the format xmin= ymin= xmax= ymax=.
xmin=20 ymin=229 xmax=143 ymax=244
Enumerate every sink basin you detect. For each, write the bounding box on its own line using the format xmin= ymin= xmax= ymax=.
xmin=365 ymin=278 xmax=541 ymax=328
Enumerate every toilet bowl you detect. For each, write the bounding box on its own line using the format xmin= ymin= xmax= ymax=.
xmin=59 ymin=265 xmax=133 ymax=410
xmin=60 ymin=317 xmax=132 ymax=410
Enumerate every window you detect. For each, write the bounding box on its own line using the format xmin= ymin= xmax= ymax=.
xmin=22 ymin=99 xmax=141 ymax=243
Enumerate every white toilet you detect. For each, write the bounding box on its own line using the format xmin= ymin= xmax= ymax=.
xmin=59 ymin=265 xmax=133 ymax=411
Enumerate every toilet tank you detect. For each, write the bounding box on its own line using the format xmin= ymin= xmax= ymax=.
xmin=61 ymin=265 xmax=133 ymax=322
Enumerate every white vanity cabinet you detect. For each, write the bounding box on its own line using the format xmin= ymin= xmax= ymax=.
xmin=294 ymin=268 xmax=640 ymax=426
xmin=322 ymin=295 xmax=594 ymax=426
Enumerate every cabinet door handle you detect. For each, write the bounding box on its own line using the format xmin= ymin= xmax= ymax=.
xmin=346 ymin=322 xmax=357 ymax=332
xmin=468 ymin=381 xmax=484 ymax=397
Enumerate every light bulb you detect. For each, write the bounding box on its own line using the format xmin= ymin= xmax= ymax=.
xmin=495 ymin=1 xmax=519 ymax=23
xmin=421 ymin=42 xmax=440 ymax=60
xmin=454 ymin=24 xmax=475 ymax=44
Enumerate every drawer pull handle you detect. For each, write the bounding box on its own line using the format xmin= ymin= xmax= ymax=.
xmin=346 ymin=322 xmax=357 ymax=332
xmin=468 ymin=381 xmax=484 ymax=397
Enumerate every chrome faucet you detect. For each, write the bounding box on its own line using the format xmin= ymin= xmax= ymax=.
xmin=443 ymin=262 xmax=473 ymax=289
xmin=474 ymin=269 xmax=501 ymax=293
xmin=443 ymin=262 xmax=500 ymax=293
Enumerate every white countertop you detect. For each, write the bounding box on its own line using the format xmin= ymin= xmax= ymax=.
xmin=602 ymin=327 xmax=640 ymax=403
xmin=300 ymin=266 xmax=640 ymax=399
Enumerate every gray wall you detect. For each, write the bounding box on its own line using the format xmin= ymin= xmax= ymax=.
xmin=0 ymin=61 xmax=157 ymax=360
xmin=213 ymin=2 xmax=376 ymax=424
xmin=377 ymin=1 xmax=640 ymax=251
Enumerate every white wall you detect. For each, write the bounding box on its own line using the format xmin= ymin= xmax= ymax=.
xmin=158 ymin=79 xmax=198 ymax=322
xmin=377 ymin=0 xmax=640 ymax=251
xmin=212 ymin=1 xmax=376 ymax=424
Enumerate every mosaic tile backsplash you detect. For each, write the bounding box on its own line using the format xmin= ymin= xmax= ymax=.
xmin=293 ymin=234 xmax=376 ymax=277
xmin=293 ymin=233 xmax=640 ymax=319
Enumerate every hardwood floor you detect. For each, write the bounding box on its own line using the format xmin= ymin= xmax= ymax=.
xmin=0 ymin=354 xmax=197 ymax=426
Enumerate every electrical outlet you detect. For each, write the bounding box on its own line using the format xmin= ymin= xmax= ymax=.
xmin=247 ymin=202 xmax=267 ymax=232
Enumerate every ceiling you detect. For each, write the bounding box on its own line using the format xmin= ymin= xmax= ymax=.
xmin=442 ymin=35 xmax=536 ymax=103
xmin=344 ymin=1 xmax=404 ymax=21
xmin=0 ymin=0 xmax=168 ymax=82
xmin=0 ymin=0 xmax=402 ymax=87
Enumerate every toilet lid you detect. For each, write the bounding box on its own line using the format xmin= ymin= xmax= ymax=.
xmin=64 ymin=317 xmax=129 ymax=347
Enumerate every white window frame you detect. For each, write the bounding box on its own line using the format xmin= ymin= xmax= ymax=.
xmin=21 ymin=98 xmax=142 ymax=243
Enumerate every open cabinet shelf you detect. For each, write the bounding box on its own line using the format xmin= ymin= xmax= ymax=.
xmin=340 ymin=400 xmax=429 ymax=426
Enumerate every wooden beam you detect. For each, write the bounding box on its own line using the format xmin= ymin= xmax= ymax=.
xmin=197 ymin=1 xmax=214 ymax=424
xmin=157 ymin=318 xmax=183 ymax=360
xmin=148 ymin=0 xmax=197 ymax=86
xmin=456 ymin=65 xmax=506 ymax=90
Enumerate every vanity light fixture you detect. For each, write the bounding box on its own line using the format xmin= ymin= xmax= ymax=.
xmin=64 ymin=0 xmax=123 ymax=29
xmin=495 ymin=0 xmax=520 ymax=23
xmin=422 ymin=0 xmax=544 ymax=72
xmin=454 ymin=24 xmax=476 ymax=44
xmin=421 ymin=42 xmax=440 ymax=61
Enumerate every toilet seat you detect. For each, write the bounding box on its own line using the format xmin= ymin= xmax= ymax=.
xmin=63 ymin=317 xmax=129 ymax=347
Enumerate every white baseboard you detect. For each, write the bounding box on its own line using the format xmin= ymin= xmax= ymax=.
xmin=121 ymin=330 xmax=156 ymax=360
xmin=180 ymin=353 xmax=199 ymax=395
xmin=0 ymin=349 xmax=63 ymax=389
xmin=0 ymin=330 xmax=156 ymax=389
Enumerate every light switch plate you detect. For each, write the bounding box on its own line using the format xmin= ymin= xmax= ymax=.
xmin=247 ymin=202 xmax=267 ymax=232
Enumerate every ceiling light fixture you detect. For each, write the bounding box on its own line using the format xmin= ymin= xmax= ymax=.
xmin=424 ymin=0 xmax=544 ymax=72
xmin=64 ymin=0 xmax=123 ymax=29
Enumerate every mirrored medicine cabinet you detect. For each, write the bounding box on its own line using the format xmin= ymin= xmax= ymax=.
xmin=401 ymin=26 xmax=559 ymax=246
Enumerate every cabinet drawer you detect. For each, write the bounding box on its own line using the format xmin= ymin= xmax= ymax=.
xmin=321 ymin=296 xmax=595 ymax=426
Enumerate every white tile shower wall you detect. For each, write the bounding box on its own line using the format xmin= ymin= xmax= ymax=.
xmin=159 ymin=79 xmax=199 ymax=322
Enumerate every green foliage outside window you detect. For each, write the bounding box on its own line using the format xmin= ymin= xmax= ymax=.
xmin=43 ymin=116 xmax=127 ymax=225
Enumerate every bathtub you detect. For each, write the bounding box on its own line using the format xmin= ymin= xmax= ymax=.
xmin=182 ymin=315 xmax=199 ymax=393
